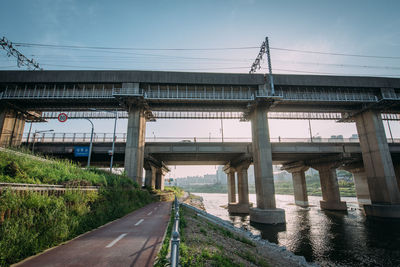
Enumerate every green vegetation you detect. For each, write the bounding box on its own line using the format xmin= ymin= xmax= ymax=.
xmin=179 ymin=170 xmax=357 ymax=197
xmin=0 ymin=150 xmax=154 ymax=266
xmin=164 ymin=186 xmax=184 ymax=198
xmin=154 ymin=205 xmax=175 ymax=267
xmin=0 ymin=150 xmax=108 ymax=185
xmin=179 ymin=207 xmax=270 ymax=267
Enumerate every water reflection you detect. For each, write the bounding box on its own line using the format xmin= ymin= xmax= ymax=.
xmin=198 ymin=193 xmax=400 ymax=266
xmin=250 ymin=221 xmax=286 ymax=244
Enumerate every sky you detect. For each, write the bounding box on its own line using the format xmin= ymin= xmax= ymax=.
xmin=1 ymin=0 xmax=400 ymax=177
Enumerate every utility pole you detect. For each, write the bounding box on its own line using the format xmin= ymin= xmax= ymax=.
xmin=249 ymin=36 xmax=274 ymax=95
xmin=0 ymin=37 xmax=42 ymax=70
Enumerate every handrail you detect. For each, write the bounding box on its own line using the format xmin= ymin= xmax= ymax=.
xmin=19 ymin=132 xmax=400 ymax=144
xmin=170 ymin=196 xmax=180 ymax=267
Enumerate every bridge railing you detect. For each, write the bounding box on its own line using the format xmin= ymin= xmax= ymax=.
xmin=170 ymin=196 xmax=180 ymax=267
xmin=21 ymin=132 xmax=400 ymax=144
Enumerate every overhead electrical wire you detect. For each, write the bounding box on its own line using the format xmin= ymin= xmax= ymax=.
xmin=1 ymin=40 xmax=399 ymax=77
xmin=14 ymin=41 xmax=400 ymax=59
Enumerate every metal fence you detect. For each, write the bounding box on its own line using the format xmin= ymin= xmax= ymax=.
xmin=170 ymin=196 xmax=180 ymax=267
xmin=21 ymin=132 xmax=400 ymax=144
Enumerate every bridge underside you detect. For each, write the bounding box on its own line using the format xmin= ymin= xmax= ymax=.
xmin=3 ymin=70 xmax=400 ymax=223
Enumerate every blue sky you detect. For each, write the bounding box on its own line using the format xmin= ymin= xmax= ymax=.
xmin=1 ymin=0 xmax=400 ymax=176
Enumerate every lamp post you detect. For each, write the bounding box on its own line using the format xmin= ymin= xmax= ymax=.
xmin=32 ymin=129 xmax=54 ymax=154
xmin=387 ymin=120 xmax=394 ymax=143
xmin=84 ymin=118 xmax=94 ymax=168
xmin=110 ymin=111 xmax=118 ymax=173
xmin=90 ymin=109 xmax=118 ymax=172
xmin=220 ymin=119 xmax=224 ymax=143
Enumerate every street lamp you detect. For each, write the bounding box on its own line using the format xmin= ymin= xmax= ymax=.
xmin=220 ymin=119 xmax=224 ymax=143
xmin=90 ymin=109 xmax=118 ymax=172
xmin=32 ymin=129 xmax=54 ymax=154
xmin=84 ymin=118 xmax=94 ymax=168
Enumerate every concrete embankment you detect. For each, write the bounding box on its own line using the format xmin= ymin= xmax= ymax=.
xmin=181 ymin=201 xmax=317 ymax=266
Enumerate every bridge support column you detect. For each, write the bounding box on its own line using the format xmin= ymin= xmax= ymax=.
xmin=354 ymin=110 xmax=400 ymax=218
xmin=394 ymin=163 xmax=400 ymax=193
xmin=342 ymin=163 xmax=371 ymax=207
xmin=249 ymin=104 xmax=285 ymax=224
xmin=144 ymin=165 xmax=157 ymax=189
xmin=0 ymin=106 xmax=26 ymax=147
xmin=312 ymin=163 xmax=347 ymax=211
xmin=225 ymin=168 xmax=236 ymax=204
xmin=155 ymin=168 xmax=165 ymax=191
xmin=285 ymin=166 xmax=309 ymax=207
xmin=124 ymin=105 xmax=146 ymax=184
xmin=228 ymin=162 xmax=252 ymax=214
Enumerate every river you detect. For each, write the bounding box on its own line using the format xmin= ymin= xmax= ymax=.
xmin=195 ymin=193 xmax=400 ymax=266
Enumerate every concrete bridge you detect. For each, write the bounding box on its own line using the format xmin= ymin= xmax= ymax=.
xmin=2 ymin=70 xmax=400 ymax=223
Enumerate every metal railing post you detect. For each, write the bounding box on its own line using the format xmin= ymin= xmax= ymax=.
xmin=171 ymin=196 xmax=180 ymax=267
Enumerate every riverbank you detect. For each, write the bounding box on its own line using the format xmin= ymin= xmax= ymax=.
xmin=179 ymin=203 xmax=314 ymax=266
xmin=194 ymin=193 xmax=400 ymax=266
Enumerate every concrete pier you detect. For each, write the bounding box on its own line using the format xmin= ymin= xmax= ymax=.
xmin=312 ymin=163 xmax=347 ymax=211
xmin=0 ymin=107 xmax=26 ymax=147
xmin=285 ymin=165 xmax=309 ymax=207
xmin=124 ymin=105 xmax=146 ymax=184
xmin=144 ymin=164 xmax=157 ymax=188
xmin=225 ymin=168 xmax=237 ymax=204
xmin=342 ymin=163 xmax=371 ymax=206
xmin=228 ymin=162 xmax=252 ymax=214
xmin=249 ymin=104 xmax=285 ymax=224
xmin=155 ymin=168 xmax=165 ymax=191
xmin=354 ymin=110 xmax=400 ymax=218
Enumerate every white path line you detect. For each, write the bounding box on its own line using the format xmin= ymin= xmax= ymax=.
xmin=135 ymin=219 xmax=144 ymax=226
xmin=105 ymin=233 xmax=127 ymax=248
xmin=147 ymin=211 xmax=152 ymax=215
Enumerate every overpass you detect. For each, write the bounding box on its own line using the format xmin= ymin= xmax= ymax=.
xmin=2 ymin=70 xmax=400 ymax=223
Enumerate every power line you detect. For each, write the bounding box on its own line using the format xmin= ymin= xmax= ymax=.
xmin=25 ymin=52 xmax=400 ymax=70
xmin=13 ymin=41 xmax=400 ymax=59
xmin=0 ymin=37 xmax=42 ymax=70
xmin=271 ymin=47 xmax=400 ymax=59
xmin=14 ymin=42 xmax=258 ymax=51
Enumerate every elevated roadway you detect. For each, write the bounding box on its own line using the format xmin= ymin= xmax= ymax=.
xmin=27 ymin=141 xmax=400 ymax=166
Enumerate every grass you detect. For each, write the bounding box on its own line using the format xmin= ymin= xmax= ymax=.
xmin=164 ymin=186 xmax=184 ymax=198
xmin=179 ymin=206 xmax=269 ymax=267
xmin=0 ymin=150 xmax=154 ymax=266
xmin=153 ymin=205 xmax=175 ymax=267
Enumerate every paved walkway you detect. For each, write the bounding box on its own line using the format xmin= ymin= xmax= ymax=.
xmin=15 ymin=201 xmax=171 ymax=267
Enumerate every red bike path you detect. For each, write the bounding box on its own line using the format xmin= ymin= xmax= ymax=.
xmin=15 ymin=201 xmax=171 ymax=267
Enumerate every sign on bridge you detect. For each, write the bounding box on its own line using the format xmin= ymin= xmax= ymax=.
xmin=74 ymin=146 xmax=90 ymax=157
xmin=58 ymin=113 xmax=68 ymax=122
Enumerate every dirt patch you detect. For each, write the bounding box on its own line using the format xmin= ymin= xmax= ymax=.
xmin=182 ymin=193 xmax=205 ymax=211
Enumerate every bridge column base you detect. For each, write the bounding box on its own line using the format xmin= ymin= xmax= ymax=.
xmin=282 ymin=163 xmax=309 ymax=207
xmin=320 ymin=200 xmax=347 ymax=211
xmin=363 ymin=204 xmax=400 ymax=218
xmin=228 ymin=202 xmax=253 ymax=214
xmin=249 ymin=207 xmax=286 ymax=224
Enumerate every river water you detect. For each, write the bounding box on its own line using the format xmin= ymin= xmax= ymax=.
xmin=195 ymin=193 xmax=400 ymax=267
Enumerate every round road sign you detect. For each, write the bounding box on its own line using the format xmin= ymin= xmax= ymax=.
xmin=58 ymin=113 xmax=68 ymax=122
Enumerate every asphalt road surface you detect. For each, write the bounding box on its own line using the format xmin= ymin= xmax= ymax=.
xmin=15 ymin=201 xmax=172 ymax=267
